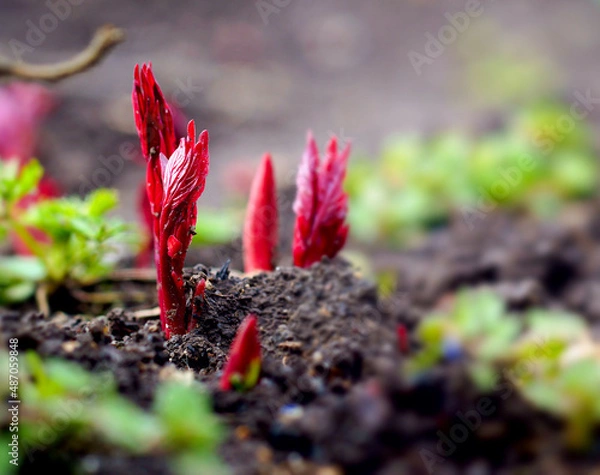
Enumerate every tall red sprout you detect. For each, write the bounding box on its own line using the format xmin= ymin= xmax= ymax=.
xmin=132 ymin=64 xmax=209 ymax=338
xmin=132 ymin=64 xmax=178 ymax=267
xmin=153 ymin=121 xmax=209 ymax=338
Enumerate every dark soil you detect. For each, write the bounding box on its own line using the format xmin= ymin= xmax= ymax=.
xmin=2 ymin=206 xmax=600 ymax=474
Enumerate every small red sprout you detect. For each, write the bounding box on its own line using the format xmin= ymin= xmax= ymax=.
xmin=397 ymin=324 xmax=409 ymax=355
xmin=220 ymin=315 xmax=262 ymax=392
xmin=243 ymin=153 xmax=278 ymax=273
xmin=132 ymin=64 xmax=178 ymax=267
xmin=151 ymin=121 xmax=209 ymax=338
xmin=191 ymin=278 xmax=207 ymax=331
xmin=292 ymin=132 xmax=350 ymax=268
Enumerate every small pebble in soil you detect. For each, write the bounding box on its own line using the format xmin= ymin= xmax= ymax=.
xmin=442 ymin=337 xmax=463 ymax=361
xmin=278 ymin=404 xmax=304 ymax=424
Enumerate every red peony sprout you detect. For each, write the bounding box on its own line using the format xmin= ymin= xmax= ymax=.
xmin=292 ymin=132 xmax=350 ymax=268
xmin=150 ymin=121 xmax=209 ymax=338
xmin=243 ymin=153 xmax=278 ymax=273
xmin=220 ymin=315 xmax=262 ymax=392
xmin=132 ymin=63 xmax=178 ymax=267
xmin=397 ymin=324 xmax=409 ymax=355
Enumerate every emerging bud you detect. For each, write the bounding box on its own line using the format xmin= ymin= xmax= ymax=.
xmin=397 ymin=324 xmax=409 ymax=355
xmin=220 ymin=315 xmax=262 ymax=392
xmin=243 ymin=153 xmax=278 ymax=273
xmin=293 ymin=132 xmax=350 ymax=268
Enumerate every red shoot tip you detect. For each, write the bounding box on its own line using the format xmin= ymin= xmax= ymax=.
xmin=292 ymin=132 xmax=350 ymax=268
xmin=243 ymin=153 xmax=278 ymax=273
xmin=397 ymin=324 xmax=409 ymax=355
xmin=220 ymin=315 xmax=262 ymax=392
xmin=132 ymin=64 xmax=179 ymax=267
xmin=132 ymin=63 xmax=177 ymax=161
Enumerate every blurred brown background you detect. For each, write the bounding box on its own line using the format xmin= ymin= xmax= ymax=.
xmin=1 ymin=0 xmax=600 ymax=220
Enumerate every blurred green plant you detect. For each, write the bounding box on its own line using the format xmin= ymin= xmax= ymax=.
xmin=0 ymin=159 xmax=130 ymax=305
xmin=407 ymin=289 xmax=600 ymax=449
xmin=0 ymin=351 xmax=226 ymax=474
xmin=347 ymin=102 xmax=598 ymax=247
xmin=192 ymin=208 xmax=241 ymax=247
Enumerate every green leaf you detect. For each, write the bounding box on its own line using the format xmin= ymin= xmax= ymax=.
xmin=192 ymin=209 xmax=241 ymax=246
xmin=87 ymin=189 xmax=119 ymax=216
xmin=173 ymin=453 xmax=229 ymax=475
xmin=526 ymin=310 xmax=587 ymax=342
xmin=13 ymin=159 xmax=43 ymax=201
xmin=22 ymin=190 xmax=129 ymax=284
xmin=0 ymin=256 xmax=46 ymax=281
xmin=154 ymin=381 xmax=223 ymax=451
xmin=91 ymin=398 xmax=162 ymax=453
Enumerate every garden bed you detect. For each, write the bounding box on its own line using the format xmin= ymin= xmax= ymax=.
xmin=2 ymin=204 xmax=600 ymax=474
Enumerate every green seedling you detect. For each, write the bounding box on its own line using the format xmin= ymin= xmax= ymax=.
xmin=0 ymin=159 xmax=129 ymax=305
xmin=0 ymin=351 xmax=226 ymax=474
xmin=408 ymin=289 xmax=600 ymax=449
xmin=347 ymin=101 xmax=598 ymax=247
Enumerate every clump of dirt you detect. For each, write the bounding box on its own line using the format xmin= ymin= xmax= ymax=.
xmin=168 ymin=258 xmax=393 ymax=379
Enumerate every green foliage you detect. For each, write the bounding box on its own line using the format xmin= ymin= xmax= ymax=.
xmin=22 ymin=189 xmax=127 ymax=284
xmin=348 ymin=102 xmax=598 ymax=246
xmin=408 ymin=289 xmax=600 ymax=448
xmin=407 ymin=290 xmax=522 ymax=389
xmin=0 ymin=351 xmax=226 ymax=474
xmin=0 ymin=160 xmax=43 ymax=210
xmin=0 ymin=159 xmax=130 ymax=304
xmin=192 ymin=208 xmax=241 ymax=246
xmin=0 ymin=257 xmax=46 ymax=303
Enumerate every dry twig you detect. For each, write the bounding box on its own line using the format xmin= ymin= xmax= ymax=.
xmin=0 ymin=24 xmax=124 ymax=82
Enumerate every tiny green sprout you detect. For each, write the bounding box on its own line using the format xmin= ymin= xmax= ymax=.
xmin=0 ymin=351 xmax=226 ymax=474
xmin=408 ymin=289 xmax=600 ymax=449
xmin=0 ymin=159 xmax=130 ymax=305
xmin=407 ymin=289 xmax=522 ymax=390
xmin=346 ymin=101 xmax=598 ymax=247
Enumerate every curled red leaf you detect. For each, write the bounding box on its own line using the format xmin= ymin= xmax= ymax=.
xmin=292 ymin=132 xmax=350 ymax=268
xmin=154 ymin=121 xmax=210 ymax=338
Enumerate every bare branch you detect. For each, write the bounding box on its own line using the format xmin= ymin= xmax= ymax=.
xmin=0 ymin=24 xmax=125 ymax=82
